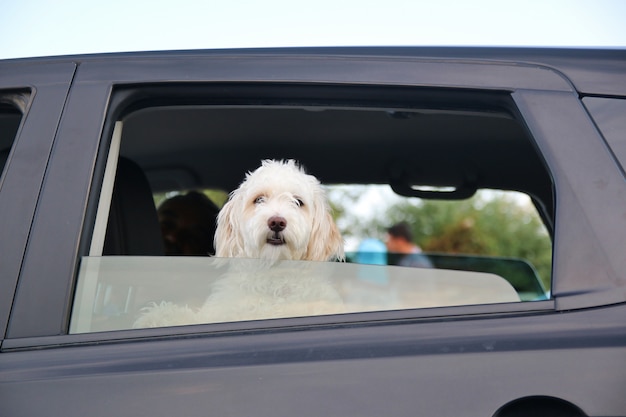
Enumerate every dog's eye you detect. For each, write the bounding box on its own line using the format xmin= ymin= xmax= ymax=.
xmin=254 ymin=195 xmax=266 ymax=205
xmin=294 ymin=197 xmax=305 ymax=207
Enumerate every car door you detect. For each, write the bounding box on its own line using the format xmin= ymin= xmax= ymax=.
xmin=2 ymin=51 xmax=626 ymax=417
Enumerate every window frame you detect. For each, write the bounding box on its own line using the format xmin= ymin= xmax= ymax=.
xmin=0 ymin=62 xmax=76 ymax=341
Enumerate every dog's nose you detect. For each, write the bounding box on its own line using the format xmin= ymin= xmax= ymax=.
xmin=268 ymin=216 xmax=287 ymax=232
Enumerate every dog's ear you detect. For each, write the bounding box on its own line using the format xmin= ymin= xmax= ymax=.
xmin=306 ymin=207 xmax=345 ymax=262
xmin=214 ymin=194 xmax=245 ymax=258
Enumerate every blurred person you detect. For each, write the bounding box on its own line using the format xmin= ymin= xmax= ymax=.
xmin=355 ymin=237 xmax=389 ymax=287
xmin=356 ymin=238 xmax=387 ymax=265
xmin=158 ymin=191 xmax=220 ymax=255
xmin=386 ymin=222 xmax=432 ymax=268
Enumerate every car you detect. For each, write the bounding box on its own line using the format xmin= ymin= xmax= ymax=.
xmin=1 ymin=47 xmax=626 ymax=416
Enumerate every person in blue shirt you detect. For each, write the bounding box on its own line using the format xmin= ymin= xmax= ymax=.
xmin=385 ymin=222 xmax=433 ymax=268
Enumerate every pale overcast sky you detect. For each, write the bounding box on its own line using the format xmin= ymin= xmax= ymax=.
xmin=1 ymin=0 xmax=625 ymax=59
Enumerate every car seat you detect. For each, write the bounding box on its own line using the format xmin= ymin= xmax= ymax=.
xmin=103 ymin=157 xmax=165 ymax=255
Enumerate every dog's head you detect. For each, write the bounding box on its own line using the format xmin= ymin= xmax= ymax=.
xmin=215 ymin=160 xmax=344 ymax=262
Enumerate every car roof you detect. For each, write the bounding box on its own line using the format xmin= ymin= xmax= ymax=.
xmin=4 ymin=46 xmax=626 ymax=96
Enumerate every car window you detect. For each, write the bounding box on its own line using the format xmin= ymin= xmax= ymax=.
xmin=0 ymin=96 xmax=23 ymax=183
xmin=70 ymin=86 xmax=554 ymax=333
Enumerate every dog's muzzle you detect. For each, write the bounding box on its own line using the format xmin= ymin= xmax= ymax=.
xmin=267 ymin=233 xmax=285 ymax=245
xmin=267 ymin=215 xmax=287 ymax=245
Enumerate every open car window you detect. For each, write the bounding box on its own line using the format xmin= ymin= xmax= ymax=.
xmin=71 ymin=85 xmax=554 ymax=333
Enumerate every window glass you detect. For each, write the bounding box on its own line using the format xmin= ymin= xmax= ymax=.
xmin=0 ymin=97 xmax=23 ymax=182
xmin=71 ymin=257 xmax=522 ymax=333
xmin=71 ymin=89 xmax=554 ymax=333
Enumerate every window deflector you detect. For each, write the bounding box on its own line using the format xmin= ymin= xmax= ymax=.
xmin=89 ymin=121 xmax=122 ymax=256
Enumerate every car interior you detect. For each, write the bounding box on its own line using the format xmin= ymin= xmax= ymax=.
xmin=105 ymin=84 xmax=553 ymax=253
xmin=114 ymin=84 xmax=554 ymax=223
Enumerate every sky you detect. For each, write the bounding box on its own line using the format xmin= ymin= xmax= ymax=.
xmin=1 ymin=0 xmax=625 ymax=60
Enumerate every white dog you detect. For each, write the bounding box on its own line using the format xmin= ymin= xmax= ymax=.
xmin=215 ymin=159 xmax=344 ymax=262
xmin=133 ymin=159 xmax=345 ymax=328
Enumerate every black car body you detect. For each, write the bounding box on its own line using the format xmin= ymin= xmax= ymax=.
xmin=1 ymin=47 xmax=626 ymax=416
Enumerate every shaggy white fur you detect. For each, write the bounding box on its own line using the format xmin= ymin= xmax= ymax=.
xmin=133 ymin=160 xmax=345 ymax=328
xmin=215 ymin=159 xmax=344 ymax=262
